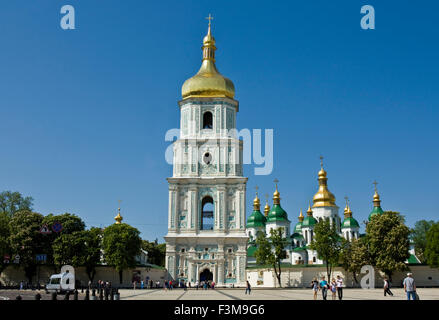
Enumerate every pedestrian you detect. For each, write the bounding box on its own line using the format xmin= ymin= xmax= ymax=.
xmin=403 ymin=273 xmax=417 ymax=300
xmin=19 ymin=281 xmax=23 ymax=290
xmin=310 ymin=278 xmax=319 ymax=300
xmin=141 ymin=280 xmax=144 ymax=289
xmin=195 ymin=281 xmax=199 ymax=290
xmin=88 ymin=280 xmax=92 ymax=290
xmin=383 ymin=277 xmax=393 ymax=297
xmin=336 ymin=275 xmax=343 ymax=300
xmin=330 ymin=278 xmax=337 ymax=300
xmin=133 ymin=280 xmax=137 ymax=290
xmin=245 ymin=281 xmax=251 ymax=295
xmin=212 ymin=281 xmax=215 ymax=290
xmin=319 ymin=276 xmax=328 ymax=300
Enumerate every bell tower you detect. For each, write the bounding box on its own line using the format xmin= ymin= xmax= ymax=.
xmin=164 ymin=16 xmax=248 ymax=287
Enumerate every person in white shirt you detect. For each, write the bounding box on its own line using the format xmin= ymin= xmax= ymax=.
xmin=336 ymin=275 xmax=343 ymax=300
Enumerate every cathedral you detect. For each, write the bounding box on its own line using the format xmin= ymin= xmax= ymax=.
xmin=246 ymin=159 xmax=384 ymax=266
xmin=164 ymin=17 xmax=248 ymax=287
xmin=164 ymin=18 xmax=418 ymax=287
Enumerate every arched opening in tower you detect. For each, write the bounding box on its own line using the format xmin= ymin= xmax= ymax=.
xmin=201 ymin=196 xmax=214 ymax=230
xmin=203 ymin=111 xmax=213 ymax=129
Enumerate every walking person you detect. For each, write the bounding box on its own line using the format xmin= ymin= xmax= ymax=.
xmin=245 ymin=281 xmax=251 ymax=295
xmin=403 ymin=273 xmax=417 ymax=300
xmin=310 ymin=278 xmax=319 ymax=300
xmin=336 ymin=275 xmax=343 ymax=300
xmin=195 ymin=281 xmax=199 ymax=290
xmin=330 ymin=278 xmax=337 ymax=300
xmin=383 ymin=277 xmax=393 ymax=297
xmin=319 ymin=276 xmax=328 ymax=300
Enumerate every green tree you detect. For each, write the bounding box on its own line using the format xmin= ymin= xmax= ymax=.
xmin=411 ymin=220 xmax=435 ymax=263
xmin=41 ymin=213 xmax=86 ymax=265
xmin=102 ymin=223 xmax=142 ymax=284
xmin=83 ymin=227 xmax=103 ymax=282
xmin=52 ymin=231 xmax=86 ymax=267
xmin=255 ymin=228 xmax=287 ymax=287
xmin=424 ymin=222 xmax=439 ymax=268
xmin=366 ymin=211 xmax=410 ymax=281
xmin=0 ymin=212 xmax=11 ymax=273
xmin=9 ymin=210 xmax=45 ymax=283
xmin=310 ymin=219 xmax=341 ymax=281
xmin=0 ymin=191 xmax=33 ymax=217
xmin=339 ymin=237 xmax=370 ymax=284
xmin=141 ymin=239 xmax=166 ymax=266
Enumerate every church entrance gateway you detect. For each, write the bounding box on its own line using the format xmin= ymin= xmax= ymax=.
xmin=200 ymin=269 xmax=213 ymax=282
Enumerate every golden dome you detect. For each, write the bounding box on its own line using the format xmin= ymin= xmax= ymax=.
xmin=181 ymin=19 xmax=235 ymax=100
xmin=273 ymin=180 xmax=280 ymax=205
xmin=313 ymin=160 xmax=336 ymax=208
xmin=344 ymin=198 xmax=352 ymax=218
xmin=264 ymin=201 xmax=270 ymax=217
xmin=253 ymin=193 xmax=261 ymax=211
xmin=306 ymin=202 xmax=313 ymax=216
xmin=114 ymin=211 xmax=123 ymax=224
xmin=298 ymin=209 xmax=304 ymax=222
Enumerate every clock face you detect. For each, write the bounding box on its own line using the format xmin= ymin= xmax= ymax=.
xmin=203 ymin=152 xmax=212 ymax=165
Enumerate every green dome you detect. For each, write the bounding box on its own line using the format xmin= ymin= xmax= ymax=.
xmin=247 ymin=245 xmax=257 ymax=257
xmin=302 ymin=216 xmax=317 ymax=227
xmin=246 ymin=209 xmax=266 ymax=228
xmin=294 ymin=222 xmax=303 ymax=233
xmin=368 ymin=206 xmax=384 ymax=221
xmin=291 ymin=232 xmax=304 ymax=240
xmin=266 ymin=204 xmax=289 ymax=223
xmin=342 ymin=217 xmax=360 ymax=229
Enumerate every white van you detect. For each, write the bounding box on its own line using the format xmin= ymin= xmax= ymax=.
xmin=46 ymin=265 xmax=75 ymax=293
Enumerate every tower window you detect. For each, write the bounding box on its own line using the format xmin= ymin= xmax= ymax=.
xmin=203 ymin=152 xmax=212 ymax=165
xmin=201 ymin=196 xmax=214 ymax=230
xmin=203 ymin=111 xmax=213 ymax=129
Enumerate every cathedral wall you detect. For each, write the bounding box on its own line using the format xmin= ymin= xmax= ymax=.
xmin=246 ymin=265 xmax=439 ymax=288
xmin=0 ymin=265 xmax=167 ymax=288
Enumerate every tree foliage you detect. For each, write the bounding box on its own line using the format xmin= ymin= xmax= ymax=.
xmin=411 ymin=220 xmax=435 ymax=263
xmin=141 ymin=239 xmax=166 ymax=266
xmin=424 ymin=222 xmax=439 ymax=269
xmin=41 ymin=213 xmax=86 ymax=265
xmin=0 ymin=191 xmax=33 ymax=217
xmin=52 ymin=231 xmax=86 ymax=267
xmin=8 ymin=210 xmax=45 ymax=282
xmin=339 ymin=237 xmax=370 ymax=284
xmin=83 ymin=227 xmax=103 ymax=281
xmin=255 ymin=228 xmax=287 ymax=287
xmin=0 ymin=212 xmax=11 ymax=273
xmin=310 ymin=219 xmax=341 ymax=281
xmin=366 ymin=211 xmax=410 ymax=280
xmin=102 ymin=223 xmax=142 ymax=284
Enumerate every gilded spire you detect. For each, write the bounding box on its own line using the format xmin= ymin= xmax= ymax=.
xmin=373 ymin=180 xmax=381 ymax=207
xmin=312 ymin=155 xmax=336 ymax=207
xmin=307 ymin=201 xmax=313 ymax=216
xmin=114 ymin=200 xmax=123 ymax=224
xmin=253 ymin=186 xmax=260 ymax=211
xmin=273 ymin=179 xmax=280 ymax=205
xmin=181 ymin=14 xmax=235 ymax=99
xmin=264 ymin=193 xmax=270 ymax=217
xmin=298 ymin=209 xmax=304 ymax=222
xmin=344 ymin=196 xmax=352 ymax=218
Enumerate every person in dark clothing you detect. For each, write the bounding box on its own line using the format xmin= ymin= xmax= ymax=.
xmin=245 ymin=281 xmax=251 ymax=295
xmin=383 ymin=277 xmax=394 ymax=296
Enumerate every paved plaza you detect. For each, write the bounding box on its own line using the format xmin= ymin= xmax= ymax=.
xmin=1 ymin=288 xmax=437 ymax=300
xmin=118 ymin=288 xmax=439 ymax=300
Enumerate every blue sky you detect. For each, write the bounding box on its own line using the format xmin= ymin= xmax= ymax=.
xmin=0 ymin=0 xmax=438 ymax=241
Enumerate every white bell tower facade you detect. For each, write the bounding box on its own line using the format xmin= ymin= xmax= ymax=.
xmin=164 ymin=18 xmax=248 ymax=287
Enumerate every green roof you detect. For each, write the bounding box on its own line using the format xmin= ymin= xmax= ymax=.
xmin=407 ymin=254 xmax=420 ymax=264
xmin=294 ymin=222 xmax=303 ymax=233
xmin=247 ymin=245 xmax=257 ymax=257
xmin=290 ymin=232 xmax=304 ymax=240
xmin=293 ymin=246 xmax=307 ymax=252
xmin=302 ymin=216 xmax=317 ymax=227
xmin=342 ymin=217 xmax=360 ymax=229
xmin=266 ymin=204 xmax=289 ymax=223
xmin=246 ymin=209 xmax=266 ymax=228
xmin=368 ymin=206 xmax=384 ymax=221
